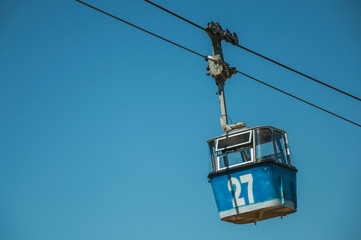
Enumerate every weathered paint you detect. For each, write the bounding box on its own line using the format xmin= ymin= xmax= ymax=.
xmin=210 ymin=163 xmax=297 ymax=223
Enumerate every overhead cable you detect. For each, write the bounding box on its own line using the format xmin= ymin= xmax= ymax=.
xmin=144 ymin=0 xmax=206 ymax=31
xmin=144 ymin=0 xmax=361 ymax=102
xmin=236 ymin=70 xmax=361 ymax=128
xmin=75 ymin=0 xmax=361 ymax=128
xmin=75 ymin=0 xmax=206 ymax=59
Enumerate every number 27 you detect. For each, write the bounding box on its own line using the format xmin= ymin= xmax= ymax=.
xmin=228 ymin=174 xmax=254 ymax=207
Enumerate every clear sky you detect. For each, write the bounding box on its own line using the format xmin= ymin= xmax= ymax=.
xmin=1 ymin=0 xmax=361 ymax=239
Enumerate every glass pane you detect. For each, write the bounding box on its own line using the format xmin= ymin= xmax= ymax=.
xmin=217 ymin=144 xmax=253 ymax=170
xmin=284 ymin=134 xmax=295 ymax=167
xmin=255 ymin=129 xmax=276 ymax=162
xmin=274 ymin=131 xmax=287 ymax=165
xmin=208 ymin=141 xmax=216 ymax=172
xmin=217 ymin=131 xmax=251 ymax=151
xmin=218 ymin=152 xmax=227 ymax=169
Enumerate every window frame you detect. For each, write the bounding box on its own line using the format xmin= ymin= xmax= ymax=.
xmin=255 ymin=128 xmax=276 ymax=162
xmin=273 ymin=130 xmax=288 ymax=165
xmin=215 ymin=131 xmax=254 ymax=171
xmin=215 ymin=130 xmax=252 ymax=152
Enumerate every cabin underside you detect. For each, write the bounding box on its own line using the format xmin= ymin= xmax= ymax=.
xmin=221 ymin=205 xmax=296 ymax=224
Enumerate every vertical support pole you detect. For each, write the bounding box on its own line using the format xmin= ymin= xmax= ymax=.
xmin=218 ymin=84 xmax=228 ymax=124
xmin=207 ymin=35 xmax=231 ymax=130
xmin=210 ymin=37 xmax=224 ymax=63
xmin=206 ymin=22 xmax=246 ymax=132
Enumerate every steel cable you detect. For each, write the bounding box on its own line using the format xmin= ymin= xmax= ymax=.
xmin=75 ymin=0 xmax=361 ymax=128
xmin=75 ymin=0 xmax=206 ymax=59
xmin=236 ymin=70 xmax=361 ymax=128
xmin=144 ymin=0 xmax=361 ymax=102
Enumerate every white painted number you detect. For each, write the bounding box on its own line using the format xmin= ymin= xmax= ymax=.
xmin=228 ymin=174 xmax=254 ymax=207
xmin=240 ymin=174 xmax=254 ymax=204
xmin=228 ymin=177 xmax=245 ymax=207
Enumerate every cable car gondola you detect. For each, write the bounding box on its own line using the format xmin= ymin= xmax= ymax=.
xmin=207 ymin=126 xmax=297 ymax=224
xmin=204 ymin=22 xmax=298 ymax=224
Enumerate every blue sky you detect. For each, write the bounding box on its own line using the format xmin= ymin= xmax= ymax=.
xmin=1 ymin=0 xmax=361 ymax=239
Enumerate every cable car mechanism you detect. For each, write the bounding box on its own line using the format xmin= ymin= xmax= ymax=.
xmin=205 ymin=22 xmax=298 ymax=225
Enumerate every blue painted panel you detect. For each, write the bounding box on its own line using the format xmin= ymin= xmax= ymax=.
xmin=210 ymin=163 xmax=296 ymax=214
xmin=274 ymin=165 xmax=297 ymax=204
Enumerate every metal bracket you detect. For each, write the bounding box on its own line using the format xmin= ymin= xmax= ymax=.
xmin=205 ymin=21 xmax=246 ymax=132
xmin=206 ymin=56 xmax=237 ymax=81
xmin=206 ymin=21 xmax=239 ymax=46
